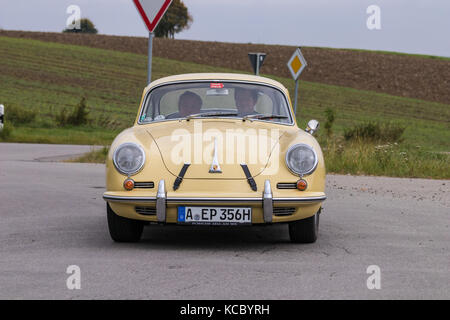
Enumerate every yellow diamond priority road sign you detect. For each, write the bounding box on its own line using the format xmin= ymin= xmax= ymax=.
xmin=287 ymin=48 xmax=307 ymax=80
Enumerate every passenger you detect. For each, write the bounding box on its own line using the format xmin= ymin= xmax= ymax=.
xmin=178 ymin=91 xmax=202 ymax=117
xmin=234 ymin=87 xmax=258 ymax=116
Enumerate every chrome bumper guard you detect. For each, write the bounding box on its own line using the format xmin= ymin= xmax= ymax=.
xmin=263 ymin=180 xmax=273 ymax=223
xmin=104 ymin=179 xmax=326 ymax=223
xmin=156 ymin=180 xmax=166 ymax=223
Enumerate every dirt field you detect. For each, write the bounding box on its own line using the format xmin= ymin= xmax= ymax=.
xmin=1 ymin=30 xmax=449 ymax=104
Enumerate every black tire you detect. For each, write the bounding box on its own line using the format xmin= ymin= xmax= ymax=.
xmin=107 ymin=203 xmax=143 ymax=242
xmin=289 ymin=209 xmax=320 ymax=243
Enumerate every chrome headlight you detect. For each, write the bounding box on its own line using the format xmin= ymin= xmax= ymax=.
xmin=113 ymin=143 xmax=145 ymax=176
xmin=285 ymin=144 xmax=318 ymax=176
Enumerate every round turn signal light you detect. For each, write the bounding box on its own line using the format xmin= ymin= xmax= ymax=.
xmin=123 ymin=179 xmax=135 ymax=191
xmin=296 ymin=179 xmax=308 ymax=191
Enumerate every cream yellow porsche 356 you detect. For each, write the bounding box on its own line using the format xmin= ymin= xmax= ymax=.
xmin=104 ymin=73 xmax=326 ymax=243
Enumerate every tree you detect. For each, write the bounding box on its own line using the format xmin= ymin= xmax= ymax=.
xmin=63 ymin=18 xmax=98 ymax=34
xmin=155 ymin=0 xmax=192 ymax=38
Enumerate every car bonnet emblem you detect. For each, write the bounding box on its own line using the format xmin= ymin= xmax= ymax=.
xmin=209 ymin=137 xmax=222 ymax=173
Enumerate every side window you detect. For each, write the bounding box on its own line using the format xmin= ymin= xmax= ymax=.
xmin=140 ymin=95 xmax=156 ymax=122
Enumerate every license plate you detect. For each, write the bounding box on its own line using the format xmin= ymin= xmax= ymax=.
xmin=177 ymin=206 xmax=252 ymax=225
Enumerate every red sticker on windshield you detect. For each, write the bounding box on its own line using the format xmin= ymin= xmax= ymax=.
xmin=210 ymin=83 xmax=224 ymax=89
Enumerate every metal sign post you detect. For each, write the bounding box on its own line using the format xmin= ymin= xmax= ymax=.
xmin=133 ymin=0 xmax=173 ymax=85
xmin=287 ymin=47 xmax=307 ymax=116
xmin=147 ymin=32 xmax=154 ymax=84
xmin=294 ymin=79 xmax=299 ymax=116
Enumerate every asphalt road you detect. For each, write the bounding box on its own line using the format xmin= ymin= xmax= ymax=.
xmin=0 ymin=142 xmax=448 ymax=299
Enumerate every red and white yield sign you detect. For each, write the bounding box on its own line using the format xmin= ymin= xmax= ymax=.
xmin=133 ymin=0 xmax=173 ymax=33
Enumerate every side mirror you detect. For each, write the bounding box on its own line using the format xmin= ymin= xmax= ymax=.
xmin=305 ymin=119 xmax=319 ymax=135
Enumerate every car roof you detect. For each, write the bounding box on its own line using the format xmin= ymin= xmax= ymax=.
xmin=145 ymin=73 xmax=288 ymax=93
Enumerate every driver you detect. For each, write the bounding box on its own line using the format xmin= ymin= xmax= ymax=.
xmin=178 ymin=91 xmax=202 ymax=117
xmin=234 ymin=87 xmax=258 ymax=116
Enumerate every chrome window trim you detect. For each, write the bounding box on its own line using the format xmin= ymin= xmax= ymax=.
xmin=285 ymin=143 xmax=319 ymax=177
xmin=137 ymin=80 xmax=295 ymax=127
xmin=113 ymin=142 xmax=146 ymax=176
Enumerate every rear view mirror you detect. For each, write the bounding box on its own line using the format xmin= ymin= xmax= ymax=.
xmin=206 ymin=89 xmax=229 ymax=96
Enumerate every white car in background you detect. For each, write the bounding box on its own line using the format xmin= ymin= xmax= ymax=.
xmin=0 ymin=105 xmax=4 ymax=131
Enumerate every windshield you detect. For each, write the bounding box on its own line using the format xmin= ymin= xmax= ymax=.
xmin=138 ymin=81 xmax=293 ymax=125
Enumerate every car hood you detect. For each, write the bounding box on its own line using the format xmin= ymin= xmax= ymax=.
xmin=145 ymin=119 xmax=287 ymax=179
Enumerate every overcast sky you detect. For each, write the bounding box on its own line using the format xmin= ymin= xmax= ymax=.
xmin=0 ymin=0 xmax=449 ymax=57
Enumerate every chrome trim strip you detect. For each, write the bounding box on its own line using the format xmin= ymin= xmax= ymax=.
xmin=103 ymin=195 xmax=326 ymax=204
xmin=156 ymin=180 xmax=166 ymax=222
xmin=263 ymin=180 xmax=273 ymax=223
xmin=103 ymin=195 xmax=157 ymax=202
xmin=276 ymin=182 xmax=297 ymax=189
xmin=135 ymin=181 xmax=155 ymax=189
xmin=168 ymin=198 xmax=262 ymax=204
xmin=272 ymin=196 xmax=326 ymax=203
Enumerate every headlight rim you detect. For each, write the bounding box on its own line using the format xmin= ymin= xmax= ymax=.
xmin=285 ymin=143 xmax=318 ymax=177
xmin=113 ymin=142 xmax=146 ymax=176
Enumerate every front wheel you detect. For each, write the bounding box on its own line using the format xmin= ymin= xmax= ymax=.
xmin=288 ymin=209 xmax=320 ymax=243
xmin=107 ymin=203 xmax=143 ymax=242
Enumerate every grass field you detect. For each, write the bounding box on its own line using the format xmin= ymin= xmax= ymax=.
xmin=1 ymin=36 xmax=449 ymax=178
xmin=2 ymin=31 xmax=449 ymax=104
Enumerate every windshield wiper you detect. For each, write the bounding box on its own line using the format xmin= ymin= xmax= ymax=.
xmin=186 ymin=111 xmax=238 ymax=120
xmin=243 ymin=114 xmax=289 ymax=121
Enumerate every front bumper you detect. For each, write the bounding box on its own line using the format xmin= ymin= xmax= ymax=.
xmin=104 ymin=179 xmax=326 ymax=224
